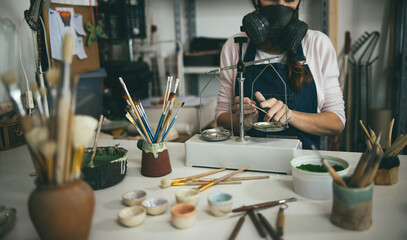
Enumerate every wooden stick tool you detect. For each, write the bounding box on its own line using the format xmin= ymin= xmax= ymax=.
xmin=197 ymin=166 xmax=249 ymax=192
xmin=160 ymin=168 xmax=226 ymax=188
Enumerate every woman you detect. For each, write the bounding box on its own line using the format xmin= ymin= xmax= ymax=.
xmin=216 ymin=0 xmax=345 ymax=149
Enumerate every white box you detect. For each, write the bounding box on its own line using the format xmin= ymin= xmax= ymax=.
xmin=185 ymin=134 xmax=302 ymax=174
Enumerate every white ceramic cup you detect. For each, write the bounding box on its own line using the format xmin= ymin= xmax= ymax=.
xmin=117 ymin=206 xmax=146 ymax=227
xmin=142 ymin=198 xmax=168 ymax=215
xmin=171 ymin=203 xmax=196 ymax=229
xmin=207 ymin=192 xmax=233 ymax=217
xmin=175 ymin=188 xmax=200 ymax=206
xmin=122 ymin=190 xmax=147 ymax=206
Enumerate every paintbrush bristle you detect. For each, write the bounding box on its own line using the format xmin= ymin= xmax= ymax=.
xmin=1 ymin=71 xmax=18 ymax=86
xmin=30 ymin=81 xmax=39 ymax=92
xmin=40 ymin=140 xmax=57 ymax=158
xmin=73 ymin=115 xmax=98 ymax=148
xmin=25 ymin=126 xmax=49 ymax=152
xmin=46 ymin=69 xmax=60 ymax=86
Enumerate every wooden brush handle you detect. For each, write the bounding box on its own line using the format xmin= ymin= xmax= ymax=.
xmin=90 ymin=115 xmax=104 ymax=164
xmin=198 ymin=166 xmax=249 ymax=192
xmin=322 ymin=159 xmax=347 ymax=187
xmin=192 ymin=175 xmax=269 ymax=182
xmin=176 ymin=168 xmax=226 ymax=182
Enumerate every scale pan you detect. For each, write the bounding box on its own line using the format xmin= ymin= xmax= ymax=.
xmin=200 ymin=128 xmax=231 ymax=142
xmin=253 ymin=122 xmax=285 ymax=132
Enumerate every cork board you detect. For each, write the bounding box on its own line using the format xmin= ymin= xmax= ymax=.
xmin=42 ymin=3 xmax=100 ymax=74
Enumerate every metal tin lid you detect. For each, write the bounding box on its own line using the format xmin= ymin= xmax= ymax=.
xmin=200 ymin=128 xmax=231 ymax=142
xmin=253 ymin=122 xmax=285 ymax=132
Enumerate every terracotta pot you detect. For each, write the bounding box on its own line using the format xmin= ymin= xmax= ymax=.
xmin=137 ymin=140 xmax=172 ymax=177
xmin=28 ymin=179 xmax=95 ymax=240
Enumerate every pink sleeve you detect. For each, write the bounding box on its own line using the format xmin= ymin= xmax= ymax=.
xmin=216 ymin=33 xmax=249 ymax=120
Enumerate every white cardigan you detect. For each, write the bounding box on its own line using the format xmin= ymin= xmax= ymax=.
xmin=215 ymin=30 xmax=346 ymax=125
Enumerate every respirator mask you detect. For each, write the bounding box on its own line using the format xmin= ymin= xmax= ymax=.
xmin=241 ymin=3 xmax=308 ymax=51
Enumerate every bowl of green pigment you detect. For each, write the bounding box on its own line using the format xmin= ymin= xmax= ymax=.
xmin=290 ymin=155 xmax=350 ymax=200
xmin=82 ymin=146 xmax=128 ymax=190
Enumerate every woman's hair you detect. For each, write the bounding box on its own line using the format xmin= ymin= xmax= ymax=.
xmin=249 ymin=0 xmax=312 ymax=92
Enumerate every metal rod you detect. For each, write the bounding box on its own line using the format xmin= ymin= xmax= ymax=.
xmin=237 ymin=72 xmax=246 ymax=142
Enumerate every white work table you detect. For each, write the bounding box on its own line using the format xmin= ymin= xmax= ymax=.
xmin=0 ymin=138 xmax=406 ymax=240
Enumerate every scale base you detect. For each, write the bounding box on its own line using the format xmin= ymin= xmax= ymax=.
xmin=185 ymin=134 xmax=302 ymax=174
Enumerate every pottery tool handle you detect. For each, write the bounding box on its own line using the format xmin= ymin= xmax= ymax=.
xmin=276 ymin=207 xmax=284 ymax=237
xmin=321 ymin=159 xmax=347 ymax=187
xmin=258 ymin=212 xmax=279 ymax=240
xmin=198 ymin=166 xmax=249 ymax=192
xmin=248 ymin=209 xmax=267 ymax=238
xmin=228 ymin=213 xmax=246 ymax=240
xmin=232 ymin=197 xmax=297 ymax=213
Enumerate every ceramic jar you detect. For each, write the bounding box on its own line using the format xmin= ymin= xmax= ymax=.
xmin=28 ymin=179 xmax=95 ymax=240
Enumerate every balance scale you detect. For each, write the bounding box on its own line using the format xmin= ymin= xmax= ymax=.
xmin=185 ymin=134 xmax=301 ymax=174
xmin=185 ymin=36 xmax=302 ymax=174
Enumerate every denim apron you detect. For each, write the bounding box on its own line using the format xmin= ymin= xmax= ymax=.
xmin=235 ymin=42 xmax=320 ymax=149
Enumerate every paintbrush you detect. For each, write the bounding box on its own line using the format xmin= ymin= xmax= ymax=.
xmin=162 ymin=76 xmax=172 ymax=112
xmin=39 ymin=140 xmax=57 ymax=184
xmin=37 ymin=65 xmax=50 ymax=118
xmin=1 ymin=71 xmax=32 ymax=131
xmin=45 ymin=68 xmax=60 ymax=120
xmin=197 ymin=166 xmax=249 ymax=192
xmin=311 ymin=145 xmax=347 ymax=187
xmin=64 ymin=75 xmax=80 ymax=181
xmin=171 ymin=181 xmax=241 ymax=186
xmin=119 ymin=77 xmax=152 ymax=143
xmin=232 ymin=197 xmax=297 ymax=212
xmin=387 ymin=118 xmax=395 ymax=149
xmin=29 ymin=82 xmax=46 ymax=124
xmin=55 ymin=33 xmax=74 ymax=184
xmin=162 ymin=102 xmax=184 ymax=141
xmin=192 ymin=175 xmax=270 ymax=182
xmin=25 ymin=126 xmax=50 ymax=182
xmin=89 ymin=115 xmax=104 ymax=168
xmin=135 ymin=104 xmax=154 ymax=140
xmin=154 ymin=98 xmax=172 ymax=143
xmin=72 ymin=115 xmax=98 ymax=179
xmin=125 ymin=111 xmax=149 ymax=141
xmin=160 ymin=168 xmax=226 ymax=188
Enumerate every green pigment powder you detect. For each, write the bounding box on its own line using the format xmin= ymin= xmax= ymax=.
xmin=297 ymin=164 xmax=344 ymax=172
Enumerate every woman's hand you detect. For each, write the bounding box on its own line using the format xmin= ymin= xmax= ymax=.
xmin=232 ymin=96 xmax=259 ymax=130
xmin=255 ymin=91 xmax=292 ymax=124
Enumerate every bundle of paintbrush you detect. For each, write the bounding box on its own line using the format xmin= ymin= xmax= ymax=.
xmin=0 ymin=34 xmax=98 ymax=185
xmin=120 ymin=76 xmax=184 ymax=143
xmin=345 ymin=121 xmax=385 ymax=188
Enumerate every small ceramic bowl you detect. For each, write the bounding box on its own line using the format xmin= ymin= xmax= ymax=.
xmin=207 ymin=192 xmax=233 ymax=217
xmin=175 ymin=188 xmax=200 ymax=206
xmin=122 ymin=190 xmax=147 ymax=206
xmin=171 ymin=203 xmax=196 ymax=229
xmin=290 ymin=154 xmax=350 ymax=200
xmin=117 ymin=206 xmax=146 ymax=227
xmin=142 ymin=198 xmax=168 ymax=216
